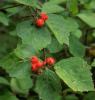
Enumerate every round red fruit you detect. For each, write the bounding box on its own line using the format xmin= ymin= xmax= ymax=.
xmin=36 ymin=61 xmax=43 ymax=68
xmin=36 ymin=18 xmax=44 ymax=27
xmin=31 ymin=56 xmax=38 ymax=64
xmin=32 ymin=64 xmax=38 ymax=72
xmin=40 ymin=12 xmax=48 ymax=21
xmin=46 ymin=57 xmax=55 ymax=65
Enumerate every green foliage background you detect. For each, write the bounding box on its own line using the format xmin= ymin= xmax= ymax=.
xmin=0 ymin=0 xmax=95 ymax=100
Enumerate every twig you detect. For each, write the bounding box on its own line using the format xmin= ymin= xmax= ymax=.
xmin=17 ymin=14 xmax=35 ymax=20
xmin=43 ymin=48 xmax=46 ymax=60
xmin=0 ymin=4 xmax=21 ymax=11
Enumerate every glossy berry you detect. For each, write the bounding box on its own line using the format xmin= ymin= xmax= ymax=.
xmin=31 ymin=56 xmax=44 ymax=72
xmin=36 ymin=61 xmax=43 ymax=68
xmin=46 ymin=57 xmax=55 ymax=65
xmin=36 ymin=18 xmax=44 ymax=27
xmin=31 ymin=56 xmax=38 ymax=64
xmin=40 ymin=12 xmax=48 ymax=21
xmin=32 ymin=64 xmax=38 ymax=72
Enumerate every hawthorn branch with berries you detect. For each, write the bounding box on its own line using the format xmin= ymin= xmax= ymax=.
xmin=30 ymin=56 xmax=55 ymax=73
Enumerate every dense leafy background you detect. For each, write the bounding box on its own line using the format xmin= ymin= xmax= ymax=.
xmin=0 ymin=0 xmax=95 ymax=100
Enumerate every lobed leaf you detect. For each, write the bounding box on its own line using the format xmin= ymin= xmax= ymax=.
xmin=55 ymin=57 xmax=94 ymax=91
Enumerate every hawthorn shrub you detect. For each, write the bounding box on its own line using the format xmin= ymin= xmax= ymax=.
xmin=0 ymin=0 xmax=95 ymax=100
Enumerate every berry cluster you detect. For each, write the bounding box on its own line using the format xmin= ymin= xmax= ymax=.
xmin=30 ymin=56 xmax=55 ymax=72
xmin=36 ymin=12 xmax=48 ymax=27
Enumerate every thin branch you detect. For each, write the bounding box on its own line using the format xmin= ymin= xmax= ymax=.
xmin=43 ymin=48 xmax=46 ymax=60
xmin=17 ymin=14 xmax=35 ymax=20
xmin=0 ymin=4 xmax=21 ymax=11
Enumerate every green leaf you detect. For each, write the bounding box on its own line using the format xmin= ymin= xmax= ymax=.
xmin=6 ymin=6 xmax=24 ymax=16
xmin=0 ymin=54 xmax=32 ymax=94
xmin=9 ymin=30 xmax=17 ymax=37
xmin=0 ymin=77 xmax=9 ymax=85
xmin=16 ymin=21 xmax=51 ymax=50
xmin=88 ymin=1 xmax=95 ymax=9
xmin=42 ymin=2 xmax=64 ymax=13
xmin=83 ymin=92 xmax=95 ymax=100
xmin=0 ymin=91 xmax=18 ymax=100
xmin=14 ymin=44 xmax=38 ymax=59
xmin=47 ymin=14 xmax=79 ymax=45
xmin=47 ymin=37 xmax=63 ymax=53
xmin=79 ymin=0 xmax=89 ymax=4
xmin=64 ymin=95 xmax=78 ymax=100
xmin=55 ymin=57 xmax=94 ymax=91
xmin=0 ymin=54 xmax=31 ymax=78
xmin=15 ymin=0 xmax=38 ymax=7
xmin=72 ymin=29 xmax=82 ymax=38
xmin=69 ymin=34 xmax=85 ymax=57
xmin=91 ymin=59 xmax=95 ymax=67
xmin=9 ymin=61 xmax=31 ymax=78
xmin=49 ymin=0 xmax=66 ymax=4
xmin=0 ymin=12 xmax=9 ymax=26
xmin=77 ymin=12 xmax=95 ymax=28
xmin=10 ymin=76 xmax=33 ymax=94
xmin=0 ymin=54 xmax=19 ymax=75
xmin=67 ymin=0 xmax=78 ymax=15
xmin=92 ymin=31 xmax=95 ymax=37
xmin=35 ymin=69 xmax=62 ymax=100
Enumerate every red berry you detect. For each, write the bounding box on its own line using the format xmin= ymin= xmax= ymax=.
xmin=46 ymin=57 xmax=55 ymax=65
xmin=31 ymin=56 xmax=38 ymax=64
xmin=36 ymin=18 xmax=44 ymax=27
xmin=32 ymin=64 xmax=38 ymax=72
xmin=40 ymin=12 xmax=48 ymax=21
xmin=36 ymin=61 xmax=43 ymax=68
